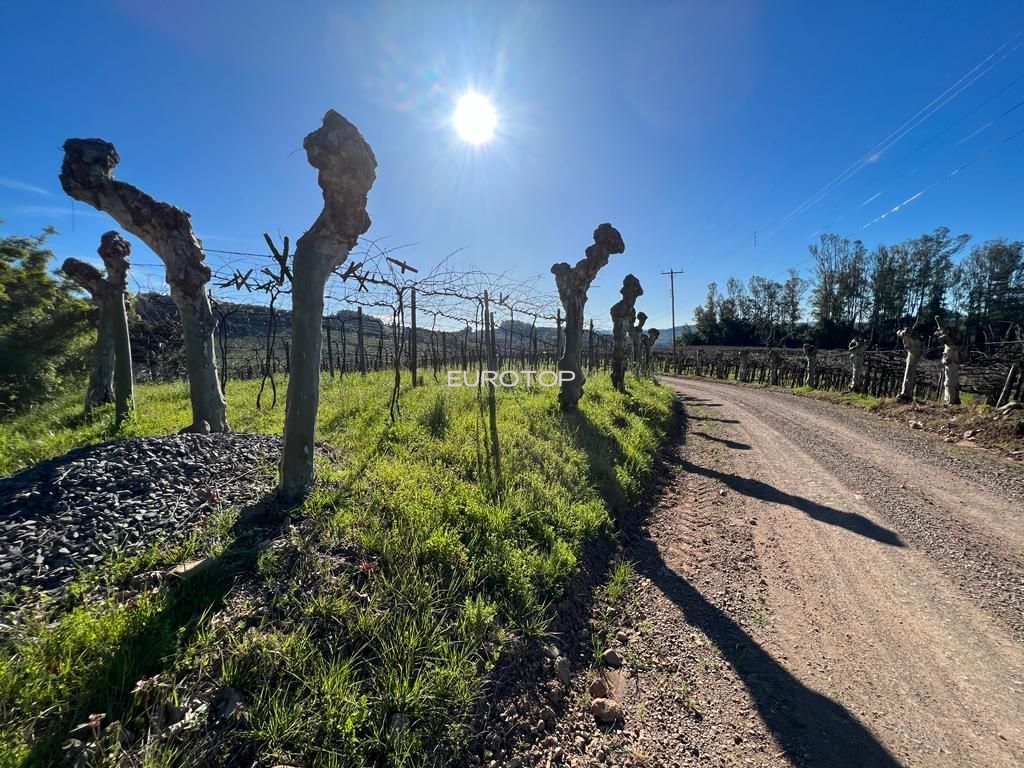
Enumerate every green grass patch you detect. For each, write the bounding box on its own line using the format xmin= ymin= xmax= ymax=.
xmin=0 ymin=370 xmax=672 ymax=766
xmin=789 ymin=385 xmax=883 ymax=410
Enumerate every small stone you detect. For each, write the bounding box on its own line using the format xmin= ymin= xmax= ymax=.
xmin=168 ymin=558 xmax=216 ymax=580
xmin=545 ymin=680 xmax=565 ymax=704
xmin=589 ymin=697 xmax=623 ymax=723
xmin=589 ymin=677 xmax=608 ymax=698
xmin=553 ymin=656 xmax=571 ymax=685
xmin=614 ymin=630 xmax=629 ymax=644
xmin=601 ymin=648 xmax=623 ymax=668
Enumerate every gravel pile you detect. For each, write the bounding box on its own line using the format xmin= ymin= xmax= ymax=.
xmin=0 ymin=433 xmax=282 ymax=596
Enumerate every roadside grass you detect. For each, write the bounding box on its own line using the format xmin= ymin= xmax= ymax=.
xmin=0 ymin=370 xmax=672 ymax=766
xmin=789 ymin=385 xmax=883 ymax=410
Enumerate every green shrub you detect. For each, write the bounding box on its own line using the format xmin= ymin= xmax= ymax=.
xmin=0 ymin=229 xmax=92 ymax=416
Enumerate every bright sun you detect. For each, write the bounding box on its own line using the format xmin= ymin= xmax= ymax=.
xmin=453 ymin=92 xmax=497 ymax=144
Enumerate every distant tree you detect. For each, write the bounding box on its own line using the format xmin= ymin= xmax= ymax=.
xmin=780 ymin=269 xmax=807 ymax=337
xmin=691 ymin=282 xmax=720 ymax=344
xmin=867 ymin=244 xmax=911 ymax=343
xmin=808 ymin=233 xmax=868 ymax=340
xmin=904 ymin=227 xmax=969 ymax=320
xmin=955 ymin=239 xmax=1024 ymax=345
xmin=747 ymin=275 xmax=782 ymax=344
xmin=0 ymin=229 xmax=92 ymax=414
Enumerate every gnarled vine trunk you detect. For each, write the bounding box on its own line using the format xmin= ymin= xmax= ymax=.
xmin=60 ymin=139 xmax=226 ymax=432
xmin=767 ymin=348 xmax=781 ymax=385
xmin=848 ymin=338 xmax=866 ymax=393
xmin=62 ymin=232 xmax=133 ymax=424
xmin=610 ymin=275 xmax=643 ymax=393
xmin=642 ymin=327 xmax=660 ymax=374
xmin=550 ymin=224 xmax=624 ymax=411
xmin=737 ymin=349 xmax=750 ymax=382
xmin=631 ymin=312 xmax=647 ymax=373
xmin=99 ymin=232 xmax=134 ymax=425
xmin=935 ymin=317 xmax=962 ymax=406
xmin=62 ymin=258 xmax=114 ymax=415
xmin=803 ymin=343 xmax=817 ymax=388
xmin=896 ymin=322 xmax=927 ymax=402
xmin=280 ymin=110 xmax=376 ymax=502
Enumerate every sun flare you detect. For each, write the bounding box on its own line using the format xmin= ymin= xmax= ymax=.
xmin=453 ymin=92 xmax=497 ymax=144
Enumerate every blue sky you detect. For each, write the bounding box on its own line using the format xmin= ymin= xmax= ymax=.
xmin=2 ymin=0 xmax=1024 ymax=329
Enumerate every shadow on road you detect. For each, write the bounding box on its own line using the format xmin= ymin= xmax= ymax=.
xmin=690 ymin=430 xmax=752 ymax=450
xmin=667 ymin=380 xmax=904 ymax=546
xmin=692 ymin=415 xmax=741 ymax=424
xmin=678 ymin=458 xmax=904 ymax=548
xmin=621 ymin=400 xmax=904 ymax=767
xmin=632 ymin=535 xmax=903 ymax=768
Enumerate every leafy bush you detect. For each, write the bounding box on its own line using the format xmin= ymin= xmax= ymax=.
xmin=0 ymin=229 xmax=92 ymax=416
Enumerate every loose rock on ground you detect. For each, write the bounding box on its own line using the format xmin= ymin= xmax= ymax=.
xmin=0 ymin=433 xmax=281 ymax=597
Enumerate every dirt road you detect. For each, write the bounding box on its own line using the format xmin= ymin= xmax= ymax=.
xmin=638 ymin=377 xmax=1024 ymax=767
xmin=489 ymin=377 xmax=1024 ymax=767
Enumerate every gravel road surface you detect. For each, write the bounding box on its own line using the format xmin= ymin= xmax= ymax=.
xmin=654 ymin=377 xmax=1024 ymax=767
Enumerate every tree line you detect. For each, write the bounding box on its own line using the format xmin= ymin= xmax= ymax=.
xmin=685 ymin=227 xmax=1024 ymax=350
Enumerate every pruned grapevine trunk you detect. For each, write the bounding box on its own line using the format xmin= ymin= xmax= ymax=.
xmin=642 ymin=327 xmax=660 ymax=374
xmin=935 ymin=317 xmax=962 ymax=406
xmin=280 ymin=110 xmax=376 ymax=502
xmin=61 ymin=257 xmax=114 ymax=415
xmin=610 ymin=275 xmax=643 ymax=393
xmin=91 ymin=305 xmax=115 ymax=413
xmin=550 ymin=224 xmax=624 ymax=411
xmin=998 ymin=362 xmax=1019 ymax=408
xmin=896 ymin=322 xmax=927 ymax=402
xmin=737 ymin=349 xmax=750 ymax=382
xmin=60 ymin=139 xmax=227 ymax=432
xmin=631 ymin=312 xmax=647 ymax=373
xmin=99 ymin=232 xmax=134 ymax=426
xmin=803 ymin=343 xmax=818 ymax=388
xmin=89 ymin=303 xmax=115 ymax=413
xmin=848 ymin=338 xmax=866 ymax=393
xmin=767 ymin=348 xmax=781 ymax=385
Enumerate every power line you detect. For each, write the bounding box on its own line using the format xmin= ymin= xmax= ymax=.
xmin=861 ymin=119 xmax=1024 ymax=230
xmin=807 ymin=74 xmax=1024 ymax=238
xmin=760 ymin=33 xmax=1022 ymax=240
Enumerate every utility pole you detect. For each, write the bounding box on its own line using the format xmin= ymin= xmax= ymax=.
xmin=661 ymin=268 xmax=683 ymax=372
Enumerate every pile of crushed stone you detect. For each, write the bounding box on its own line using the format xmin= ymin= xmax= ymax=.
xmin=0 ymin=433 xmax=282 ymax=596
